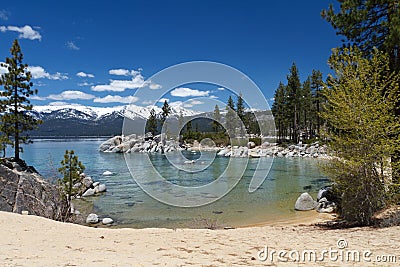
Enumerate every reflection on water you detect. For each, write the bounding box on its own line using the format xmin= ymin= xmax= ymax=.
xmin=20 ymin=139 xmax=329 ymax=228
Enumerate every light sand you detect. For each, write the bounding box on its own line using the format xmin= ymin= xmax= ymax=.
xmin=1 ymin=211 xmax=400 ymax=266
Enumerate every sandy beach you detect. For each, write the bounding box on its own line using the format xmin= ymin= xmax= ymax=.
xmin=1 ymin=211 xmax=399 ymax=266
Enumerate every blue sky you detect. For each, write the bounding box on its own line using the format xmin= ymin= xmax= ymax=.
xmin=0 ymin=0 xmax=341 ymax=111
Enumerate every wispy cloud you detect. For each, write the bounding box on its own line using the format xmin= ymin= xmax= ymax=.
xmin=78 ymin=81 xmax=94 ymax=87
xmin=66 ymin=41 xmax=80 ymax=50
xmin=0 ymin=25 xmax=41 ymax=40
xmin=33 ymin=90 xmax=95 ymax=101
xmin=217 ymin=87 xmax=225 ymax=91
xmin=76 ymin=71 xmax=94 ymax=78
xmin=0 ymin=10 xmax=10 ymax=20
xmin=157 ymin=98 xmax=169 ymax=103
xmin=93 ymin=95 xmax=138 ymax=104
xmin=170 ymin=87 xmax=210 ymax=97
xmin=28 ymin=66 xmax=68 ymax=80
xmin=92 ymin=68 xmax=161 ymax=92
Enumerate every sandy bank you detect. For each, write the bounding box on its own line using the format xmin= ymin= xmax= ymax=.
xmin=1 ymin=211 xmax=399 ymax=266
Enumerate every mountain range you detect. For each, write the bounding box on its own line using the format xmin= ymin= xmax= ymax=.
xmin=29 ymin=104 xmax=199 ymax=137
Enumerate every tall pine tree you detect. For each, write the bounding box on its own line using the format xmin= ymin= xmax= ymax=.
xmin=0 ymin=39 xmax=42 ymax=161
xmin=225 ymin=96 xmax=237 ymax=136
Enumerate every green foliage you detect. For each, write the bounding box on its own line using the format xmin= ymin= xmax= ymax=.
xmin=58 ymin=150 xmax=85 ymax=203
xmin=321 ymin=47 xmax=400 ymax=225
xmin=212 ymin=104 xmax=222 ymax=133
xmin=225 ymin=96 xmax=237 ymax=136
xmin=271 ymin=64 xmax=323 ymax=143
xmin=146 ymin=108 xmax=157 ymax=135
xmin=322 ymin=0 xmax=400 ymax=70
xmin=0 ymin=39 xmax=42 ymax=160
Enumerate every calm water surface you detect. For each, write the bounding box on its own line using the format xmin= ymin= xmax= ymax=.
xmin=20 ymin=139 xmax=329 ymax=228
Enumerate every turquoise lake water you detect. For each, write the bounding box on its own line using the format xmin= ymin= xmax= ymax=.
xmin=18 ymin=139 xmax=329 ymax=228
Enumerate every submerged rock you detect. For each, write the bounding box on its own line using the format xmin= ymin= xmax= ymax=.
xmin=102 ymin=171 xmax=113 ymax=176
xmin=295 ymin=192 xmax=318 ymax=211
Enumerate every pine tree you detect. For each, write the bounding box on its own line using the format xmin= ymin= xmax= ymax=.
xmin=286 ymin=63 xmax=302 ymax=143
xmin=311 ymin=69 xmax=324 ymax=136
xmin=212 ymin=104 xmax=221 ymax=133
xmin=0 ymin=39 xmax=42 ymax=161
xmin=236 ymin=93 xmax=246 ymax=136
xmin=322 ymin=0 xmax=400 ymax=184
xmin=58 ymin=150 xmax=85 ymax=204
xmin=146 ymin=108 xmax=157 ymax=135
xmin=322 ymin=0 xmax=400 ymax=71
xmin=321 ymin=47 xmax=400 ymax=225
xmin=160 ymin=100 xmax=171 ymax=136
xmin=225 ymin=96 xmax=237 ymax=136
xmin=271 ymin=82 xmax=287 ymax=142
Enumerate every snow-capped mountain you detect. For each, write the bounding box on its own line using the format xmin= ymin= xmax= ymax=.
xmin=29 ymin=104 xmax=201 ymax=137
xmin=32 ymin=103 xmax=199 ymax=121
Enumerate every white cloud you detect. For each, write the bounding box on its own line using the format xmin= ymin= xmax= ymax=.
xmin=209 ymin=95 xmax=218 ymax=99
xmin=78 ymin=81 xmax=94 ymax=87
xmin=30 ymin=95 xmax=46 ymax=101
xmin=170 ymin=87 xmax=210 ymax=97
xmin=48 ymin=101 xmax=70 ymax=106
xmin=149 ymin=82 xmax=162 ymax=90
xmin=76 ymin=71 xmax=94 ymax=78
xmin=28 ymin=66 xmax=68 ymax=80
xmin=47 ymin=90 xmax=95 ymax=101
xmin=109 ymin=69 xmax=131 ymax=76
xmin=66 ymin=41 xmax=79 ymax=50
xmin=0 ymin=63 xmax=7 ymax=74
xmin=157 ymin=98 xmax=169 ymax=103
xmin=0 ymin=25 xmax=41 ymax=40
xmin=188 ymin=100 xmax=204 ymax=105
xmin=92 ymin=68 xmax=160 ymax=92
xmin=93 ymin=95 xmax=138 ymax=104
xmin=217 ymin=87 xmax=225 ymax=91
xmin=0 ymin=10 xmax=10 ymax=20
xmin=142 ymin=100 xmax=153 ymax=105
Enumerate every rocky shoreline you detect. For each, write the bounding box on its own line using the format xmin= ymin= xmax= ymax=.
xmin=99 ymin=134 xmax=331 ymax=159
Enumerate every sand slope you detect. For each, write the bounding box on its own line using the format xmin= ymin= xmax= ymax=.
xmin=1 ymin=211 xmax=400 ymax=266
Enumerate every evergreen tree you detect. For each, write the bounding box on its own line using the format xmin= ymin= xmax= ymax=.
xmin=321 ymin=47 xmax=400 ymax=225
xmin=322 ymin=0 xmax=400 ymax=71
xmin=0 ymin=39 xmax=42 ymax=161
xmin=311 ymin=69 xmax=324 ymax=136
xmin=58 ymin=150 xmax=85 ymax=204
xmin=146 ymin=108 xmax=157 ymax=135
xmin=300 ymin=77 xmax=313 ymax=140
xmin=322 ymin=0 xmax=400 ymax=184
xmin=236 ymin=93 xmax=246 ymax=136
xmin=212 ymin=104 xmax=221 ymax=133
xmin=225 ymin=96 xmax=237 ymax=135
xmin=271 ymin=82 xmax=287 ymax=142
xmin=286 ymin=63 xmax=302 ymax=143
xmin=160 ymin=100 xmax=171 ymax=135
xmin=178 ymin=110 xmax=184 ymax=133
xmin=186 ymin=119 xmax=192 ymax=134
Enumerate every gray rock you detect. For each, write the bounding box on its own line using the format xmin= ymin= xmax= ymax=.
xmin=0 ymin=164 xmax=68 ymax=220
xmin=97 ymin=184 xmax=106 ymax=193
xmin=82 ymin=177 xmax=93 ymax=188
xmin=86 ymin=213 xmax=99 ymax=224
xmin=82 ymin=188 xmax=95 ymax=197
xmin=92 ymin=181 xmax=100 ymax=187
xmin=294 ymin=192 xmax=318 ymax=211
xmin=102 ymin=217 xmax=114 ymax=225
xmin=247 ymin=141 xmax=256 ymax=149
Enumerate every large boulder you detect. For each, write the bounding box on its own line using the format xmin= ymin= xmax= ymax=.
xmin=295 ymin=192 xmax=318 ymax=211
xmin=86 ymin=213 xmax=99 ymax=224
xmin=0 ymin=162 xmax=68 ymax=220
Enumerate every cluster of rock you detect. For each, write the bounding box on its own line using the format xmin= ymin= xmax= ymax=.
xmin=0 ymin=159 xmax=68 ymax=220
xmin=217 ymin=141 xmax=330 ymax=159
xmin=86 ymin=213 xmax=114 ymax=225
xmin=99 ymin=133 xmax=182 ymax=154
xmin=294 ymin=187 xmax=337 ymax=213
xmin=74 ymin=173 xmax=107 ymax=198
